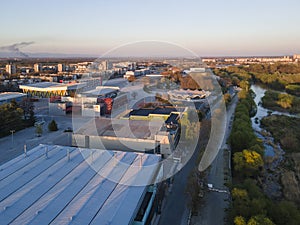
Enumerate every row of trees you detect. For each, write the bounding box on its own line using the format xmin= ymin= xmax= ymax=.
xmin=226 ymin=74 xmax=300 ymax=225
xmin=160 ymin=71 xmax=204 ymax=90
xmin=246 ymin=63 xmax=300 ymax=75
xmin=231 ymin=179 xmax=300 ymax=225
xmin=230 ymin=93 xmax=259 ymax=153
xmin=0 ymin=99 xmax=35 ymax=137
xmin=230 ymin=90 xmax=264 ymax=178
xmin=214 ymin=63 xmax=300 ymax=94
xmin=0 ymin=83 xmax=21 ymax=92
xmin=35 ymin=119 xmax=58 ymax=137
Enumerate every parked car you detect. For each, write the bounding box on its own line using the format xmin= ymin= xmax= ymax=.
xmin=64 ymin=127 xmax=73 ymax=132
xmin=34 ymin=119 xmax=45 ymax=127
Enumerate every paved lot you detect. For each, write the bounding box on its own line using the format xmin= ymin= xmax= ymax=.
xmin=0 ymin=99 xmax=77 ymax=165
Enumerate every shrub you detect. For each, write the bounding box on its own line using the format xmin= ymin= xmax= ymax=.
xmin=48 ymin=119 xmax=58 ymax=131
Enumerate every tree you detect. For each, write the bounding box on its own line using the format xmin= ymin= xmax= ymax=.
xmin=19 ymin=98 xmax=35 ymax=125
xmin=224 ymin=93 xmax=232 ymax=106
xmin=268 ymin=201 xmax=300 ymax=225
xmin=277 ymin=93 xmax=293 ymax=109
xmin=0 ymin=101 xmax=24 ymax=137
xmin=233 ymin=150 xmax=263 ymax=177
xmin=234 ymin=216 xmax=246 ymax=225
xmin=127 ymin=75 xmax=136 ymax=82
xmin=48 ymin=119 xmax=58 ymax=131
xmin=186 ymin=169 xmax=205 ymax=215
xmin=180 ymin=112 xmax=200 ymax=143
xmin=231 ymin=188 xmax=251 ymax=218
xmin=247 ymin=215 xmax=275 ymax=225
xmin=36 ymin=124 xmax=43 ymax=137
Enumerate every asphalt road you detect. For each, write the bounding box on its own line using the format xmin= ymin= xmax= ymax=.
xmin=194 ymin=94 xmax=238 ymax=225
xmin=158 ymin=145 xmax=199 ymax=225
xmin=158 ymin=94 xmax=238 ymax=225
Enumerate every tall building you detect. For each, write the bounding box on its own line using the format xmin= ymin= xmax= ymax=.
xmin=98 ymin=60 xmax=112 ymax=71
xmin=34 ymin=63 xmax=42 ymax=72
xmin=102 ymin=60 xmax=108 ymax=70
xmin=293 ymin=54 xmax=300 ymax=62
xmin=57 ymin=63 xmax=65 ymax=72
xmin=5 ymin=64 xmax=16 ymax=75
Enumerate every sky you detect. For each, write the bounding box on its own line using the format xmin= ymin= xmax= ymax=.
xmin=1 ymin=0 xmax=300 ymax=57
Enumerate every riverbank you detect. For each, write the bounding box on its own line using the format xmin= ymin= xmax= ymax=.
xmin=261 ymin=115 xmax=300 ymax=153
xmin=213 ymin=66 xmax=300 ymax=224
xmin=260 ymin=115 xmax=300 ymax=204
xmin=261 ymin=89 xmax=300 ymax=114
xmin=250 ymin=84 xmax=300 ymax=219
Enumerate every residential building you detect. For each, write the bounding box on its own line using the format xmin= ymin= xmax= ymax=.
xmin=57 ymin=63 xmax=66 ymax=72
xmin=34 ymin=63 xmax=42 ymax=72
xmin=5 ymin=64 xmax=16 ymax=75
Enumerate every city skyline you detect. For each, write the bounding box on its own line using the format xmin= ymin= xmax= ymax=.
xmin=1 ymin=0 xmax=300 ymax=57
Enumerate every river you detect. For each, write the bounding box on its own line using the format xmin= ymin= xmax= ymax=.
xmin=250 ymin=84 xmax=288 ymax=199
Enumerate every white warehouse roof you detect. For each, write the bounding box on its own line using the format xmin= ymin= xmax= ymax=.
xmin=0 ymin=144 xmax=161 ymax=225
xmin=0 ymin=92 xmax=27 ymax=101
xmin=19 ymin=82 xmax=85 ymax=91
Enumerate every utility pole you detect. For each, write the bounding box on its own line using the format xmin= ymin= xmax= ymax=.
xmin=10 ymin=130 xmax=15 ymax=146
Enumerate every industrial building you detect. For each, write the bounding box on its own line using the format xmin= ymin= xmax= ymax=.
xmin=123 ymin=69 xmax=150 ymax=79
xmin=168 ymin=89 xmax=210 ymax=101
xmin=0 ymin=144 xmax=162 ymax=225
xmin=72 ymin=117 xmax=179 ymax=158
xmin=19 ymin=82 xmax=86 ymax=98
xmin=77 ymin=86 xmax=127 ymax=117
xmin=0 ymin=92 xmax=27 ymax=105
xmin=19 ymin=78 xmax=102 ymax=98
xmin=126 ymin=106 xmax=185 ymax=121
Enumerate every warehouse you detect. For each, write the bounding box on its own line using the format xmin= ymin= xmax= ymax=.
xmin=0 ymin=92 xmax=27 ymax=105
xmin=0 ymin=144 xmax=162 ymax=225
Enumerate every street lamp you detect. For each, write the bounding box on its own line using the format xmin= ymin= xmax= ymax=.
xmin=10 ymin=130 xmax=15 ymax=145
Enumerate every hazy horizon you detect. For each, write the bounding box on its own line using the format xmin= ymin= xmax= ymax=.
xmin=1 ymin=0 xmax=300 ymax=57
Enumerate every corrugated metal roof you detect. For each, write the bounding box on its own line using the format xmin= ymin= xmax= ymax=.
xmin=0 ymin=144 xmax=161 ymax=225
xmin=0 ymin=92 xmax=26 ymax=102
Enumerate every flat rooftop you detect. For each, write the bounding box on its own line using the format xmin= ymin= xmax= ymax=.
xmin=168 ymin=89 xmax=210 ymax=100
xmin=75 ymin=118 xmax=164 ymax=139
xmin=128 ymin=106 xmax=184 ymax=117
xmin=81 ymin=86 xmax=119 ymax=97
xmin=0 ymin=92 xmax=26 ymax=101
xmin=19 ymin=82 xmax=85 ymax=91
xmin=165 ymin=113 xmax=179 ymax=125
xmin=0 ymin=144 xmax=161 ymax=225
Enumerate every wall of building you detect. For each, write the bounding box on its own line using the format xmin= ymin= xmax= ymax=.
xmin=73 ymin=134 xmax=158 ymax=153
xmin=49 ymin=102 xmax=67 ymax=115
xmin=0 ymin=94 xmax=27 ymax=105
xmin=81 ymin=104 xmax=104 ymax=117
